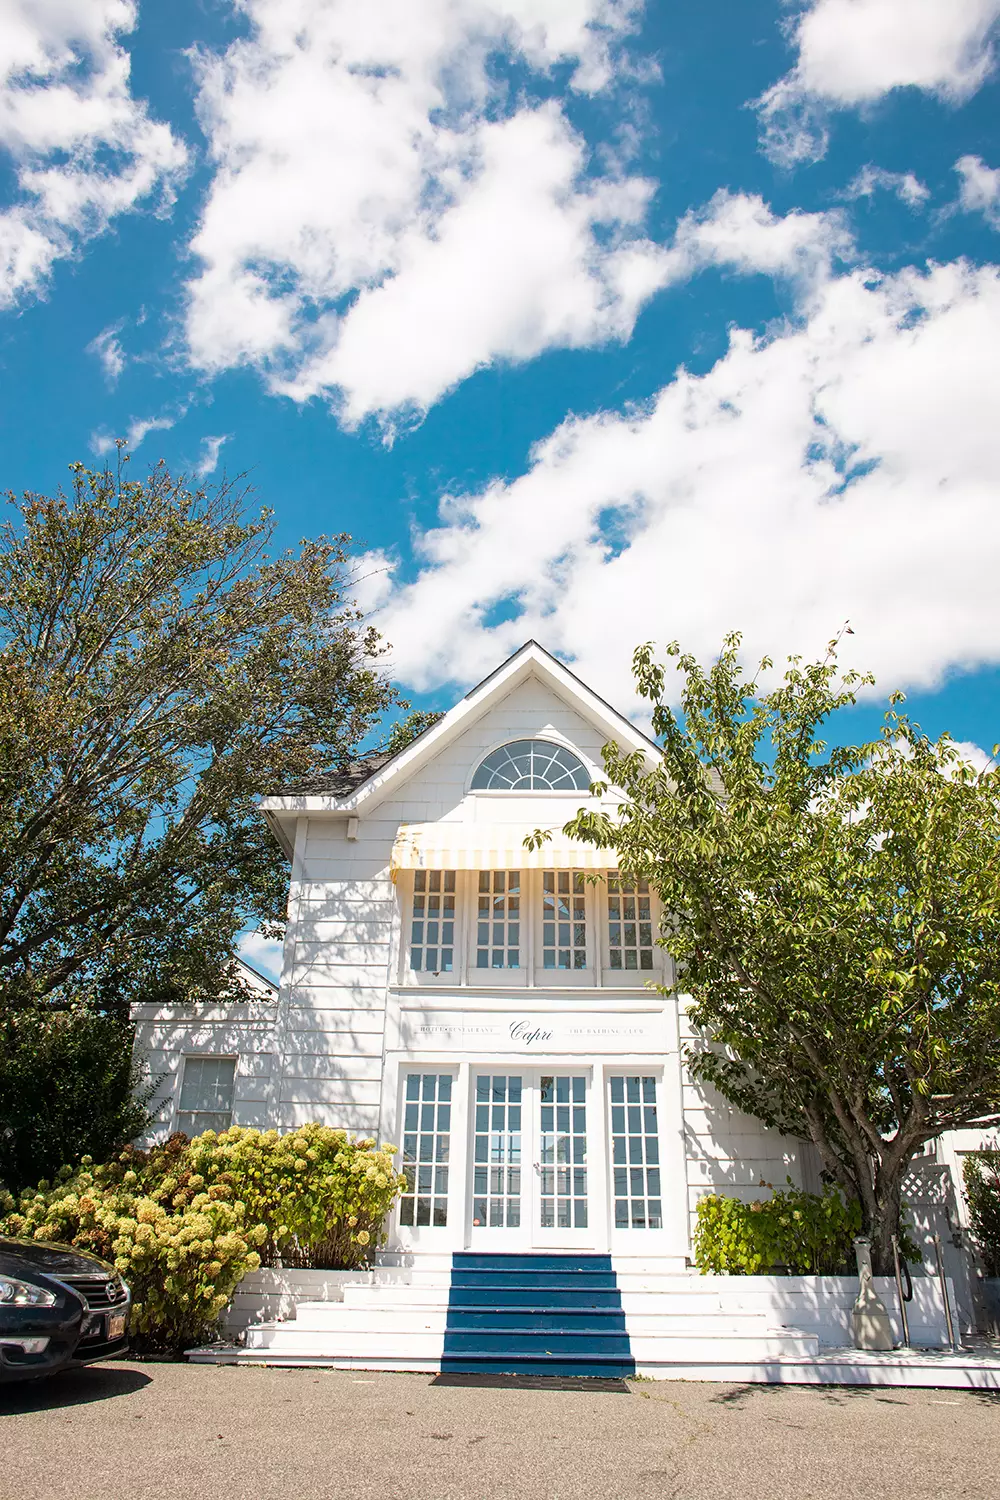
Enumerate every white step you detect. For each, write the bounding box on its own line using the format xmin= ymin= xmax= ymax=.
xmin=190 ymin=1342 xmax=1000 ymax=1388
xmin=242 ymin=1324 xmax=817 ymax=1361
xmin=282 ymin=1303 xmax=777 ymax=1337
xmin=336 ymin=1284 xmax=771 ymax=1317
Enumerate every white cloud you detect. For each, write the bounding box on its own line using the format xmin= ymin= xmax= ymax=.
xmin=92 ymin=410 xmax=177 ymax=456
xmin=950 ymin=740 xmax=997 ymax=774
xmin=238 ymin=930 xmax=283 ymax=984
xmin=193 ymin=433 xmax=230 ymax=479
xmin=956 ymin=154 xmax=1000 ymax=228
xmin=843 ymin=165 xmax=930 ymax=209
xmin=368 ymin=257 xmax=1000 ymax=715
xmin=0 ymin=0 xmax=187 ymax=307
xmin=184 ymin=0 xmax=660 ymax=426
xmin=87 ymin=321 xmax=126 ymax=382
xmin=759 ymin=0 xmax=1000 ymax=165
xmin=666 ymin=189 xmax=853 ymax=291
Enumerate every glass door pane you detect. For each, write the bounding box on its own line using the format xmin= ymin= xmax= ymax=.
xmin=538 ymin=1074 xmax=588 ymax=1230
xmin=399 ymin=1073 xmax=452 ymax=1228
xmin=472 ymin=1074 xmax=522 ymax=1229
xmin=609 ymin=1075 xmax=663 ymax=1229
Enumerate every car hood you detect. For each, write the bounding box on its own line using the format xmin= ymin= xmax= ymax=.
xmin=0 ymin=1236 xmax=114 ymax=1278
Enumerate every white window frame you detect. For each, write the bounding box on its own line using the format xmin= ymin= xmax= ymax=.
xmin=399 ymin=870 xmax=463 ymax=986
xmin=465 ymin=733 xmax=597 ymax=797
xmin=174 ymin=1054 xmax=238 ymax=1137
xmin=470 ymin=867 xmax=526 ymax=985
xmin=396 ymin=867 xmax=662 ymax=991
xmin=605 ymin=1068 xmax=668 ymax=1245
xmin=599 ymin=874 xmax=663 ymax=988
xmin=535 ymin=868 xmax=596 ymax=987
xmin=395 ymin=1066 xmax=460 ymax=1244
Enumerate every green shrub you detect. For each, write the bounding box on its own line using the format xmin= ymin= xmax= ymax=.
xmin=0 ymin=1160 xmax=264 ymax=1353
xmin=0 ymin=1123 xmax=406 ymax=1352
xmin=964 ymin=1148 xmax=1000 ymax=1277
xmin=693 ymin=1181 xmax=862 ymax=1275
xmin=0 ymin=1008 xmax=152 ymax=1193
xmin=180 ymin=1122 xmax=405 ymax=1269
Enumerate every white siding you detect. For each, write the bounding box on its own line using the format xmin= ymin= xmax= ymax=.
xmin=131 ymin=1003 xmax=278 ymax=1145
xmin=267 ymin=807 xmax=395 ymax=1139
xmin=678 ymin=1007 xmax=819 ymax=1245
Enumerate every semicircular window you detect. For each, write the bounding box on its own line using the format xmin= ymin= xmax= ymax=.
xmin=471 ymin=739 xmax=591 ymax=792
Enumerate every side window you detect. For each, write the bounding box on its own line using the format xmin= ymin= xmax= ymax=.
xmin=177 ymin=1057 xmax=236 ymax=1136
xmin=409 ymin=870 xmax=456 ymax=973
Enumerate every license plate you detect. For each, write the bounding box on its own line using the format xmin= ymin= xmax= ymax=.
xmin=107 ymin=1312 xmax=127 ymax=1341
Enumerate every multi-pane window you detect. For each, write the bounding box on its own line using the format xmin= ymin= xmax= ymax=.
xmin=539 ymin=1075 xmax=588 ymax=1229
xmin=477 ymin=870 xmax=520 ymax=968
xmin=399 ymin=1073 xmax=452 ymax=1227
xmin=542 ymin=871 xmax=587 ymax=969
xmin=177 ymin=1057 xmax=236 ymax=1137
xmin=471 ymin=739 xmax=590 ymax=791
xmin=409 ymin=870 xmax=455 ymax=972
xmin=607 ymin=874 xmax=654 ymax=971
xmin=472 ymin=1074 xmax=522 ymax=1228
xmin=609 ymin=1075 xmax=662 ymax=1229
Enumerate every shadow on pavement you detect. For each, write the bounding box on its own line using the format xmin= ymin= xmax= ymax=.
xmin=708 ymin=1381 xmax=1000 ymax=1408
xmin=0 ymin=1362 xmax=152 ymax=1414
xmin=432 ymin=1372 xmax=632 ymax=1393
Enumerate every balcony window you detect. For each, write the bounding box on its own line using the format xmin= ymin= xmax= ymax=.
xmin=607 ymin=873 xmax=654 ymax=971
xmin=410 ymin=869 xmax=455 ymax=972
xmin=476 ymin=869 xmax=520 ymax=968
xmin=542 ymin=871 xmax=587 ymax=970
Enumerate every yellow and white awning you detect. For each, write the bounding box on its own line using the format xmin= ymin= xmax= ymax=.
xmin=390 ymin=822 xmax=615 ymax=878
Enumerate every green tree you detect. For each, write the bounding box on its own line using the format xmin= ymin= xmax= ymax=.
xmin=384 ymin=709 xmax=443 ymax=756
xmin=0 ymin=1007 xmax=154 ymax=1191
xmin=562 ymin=634 xmax=1000 ymax=1272
xmin=0 ymin=451 xmax=398 ymax=1016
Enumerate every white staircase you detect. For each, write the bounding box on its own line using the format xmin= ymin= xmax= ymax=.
xmin=189 ymin=1255 xmax=821 ymax=1376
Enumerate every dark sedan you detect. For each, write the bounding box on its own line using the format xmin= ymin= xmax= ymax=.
xmin=0 ymin=1236 xmax=130 ymax=1383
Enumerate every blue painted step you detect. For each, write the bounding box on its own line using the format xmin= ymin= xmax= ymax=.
xmin=451 ymin=1270 xmax=618 ymax=1290
xmin=446 ymin=1310 xmax=627 ymax=1332
xmin=444 ymin=1332 xmax=632 ymax=1355
xmin=448 ymin=1286 xmax=625 ymax=1309
xmin=442 ymin=1253 xmax=635 ymax=1379
xmin=453 ymin=1253 xmax=611 ymax=1272
xmin=442 ymin=1358 xmax=636 ymax=1379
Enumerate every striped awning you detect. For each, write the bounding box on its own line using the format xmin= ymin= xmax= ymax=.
xmin=390 ymin=822 xmax=614 ymax=877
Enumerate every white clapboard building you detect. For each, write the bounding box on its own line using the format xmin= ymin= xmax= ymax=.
xmin=135 ymin=641 xmax=978 ymax=1381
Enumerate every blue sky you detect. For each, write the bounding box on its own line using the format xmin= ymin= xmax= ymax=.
xmin=2 ymin=0 xmax=999 ymax=763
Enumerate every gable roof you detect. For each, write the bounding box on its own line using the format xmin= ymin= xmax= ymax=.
xmin=278 ymin=750 xmax=396 ymax=798
xmin=259 ymin=640 xmax=660 ymax=852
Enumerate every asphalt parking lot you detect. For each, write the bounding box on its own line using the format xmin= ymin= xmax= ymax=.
xmin=1 ymin=1361 xmax=997 ymax=1500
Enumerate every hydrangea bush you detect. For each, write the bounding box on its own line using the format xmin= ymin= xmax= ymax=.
xmin=181 ymin=1123 xmax=405 ymax=1269
xmin=0 ymin=1123 xmax=405 ymax=1352
xmin=0 ymin=1161 xmax=264 ymax=1352
xmin=693 ymin=1181 xmax=862 ymax=1275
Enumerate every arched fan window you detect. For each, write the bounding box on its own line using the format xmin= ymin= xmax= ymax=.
xmin=471 ymin=739 xmax=591 ymax=792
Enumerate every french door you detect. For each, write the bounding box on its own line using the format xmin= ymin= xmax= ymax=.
xmin=468 ymin=1070 xmax=593 ymax=1248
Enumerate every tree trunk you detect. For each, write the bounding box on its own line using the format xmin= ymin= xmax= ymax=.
xmin=865 ymin=1160 xmax=906 ymax=1276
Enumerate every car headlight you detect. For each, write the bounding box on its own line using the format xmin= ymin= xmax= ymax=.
xmin=0 ymin=1275 xmax=57 ymax=1307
